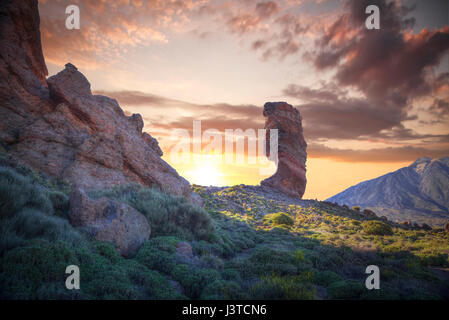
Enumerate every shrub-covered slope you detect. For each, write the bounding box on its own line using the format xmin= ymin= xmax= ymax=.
xmin=0 ymin=155 xmax=448 ymax=300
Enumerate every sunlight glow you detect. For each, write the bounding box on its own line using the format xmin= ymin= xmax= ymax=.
xmin=185 ymin=162 xmax=223 ymax=186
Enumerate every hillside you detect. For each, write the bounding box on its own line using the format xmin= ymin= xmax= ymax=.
xmin=327 ymin=157 xmax=449 ymax=226
xmin=1 ymin=0 xmax=449 ymax=301
xmin=1 ymin=155 xmax=448 ymax=300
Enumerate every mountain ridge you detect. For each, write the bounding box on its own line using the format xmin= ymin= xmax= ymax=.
xmin=326 ymin=157 xmax=449 ymax=226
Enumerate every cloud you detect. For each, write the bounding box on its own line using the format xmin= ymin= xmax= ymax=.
xmin=94 ymin=90 xmax=262 ymax=119
xmin=226 ymin=1 xmax=280 ymax=35
xmin=212 ymin=1 xmax=309 ymax=60
xmin=255 ymin=1 xmax=280 ymax=19
xmin=311 ymin=0 xmax=449 ymax=101
xmin=284 ymin=0 xmax=449 ymax=145
xmin=284 ymin=83 xmax=449 ymax=142
xmin=38 ymin=0 xmax=207 ymax=68
xmin=429 ymin=98 xmax=449 ymax=117
xmin=308 ymin=144 xmax=449 ymax=163
xmin=283 ymin=83 xmax=405 ymax=140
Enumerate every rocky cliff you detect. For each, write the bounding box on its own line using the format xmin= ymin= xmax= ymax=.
xmin=0 ymin=0 xmax=194 ymax=200
xmin=261 ymin=102 xmax=307 ymax=198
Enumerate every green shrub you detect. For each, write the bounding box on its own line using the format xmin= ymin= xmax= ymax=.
xmin=418 ymin=253 xmax=449 ymax=267
xmin=91 ymin=184 xmax=215 ymax=241
xmin=0 ymin=167 xmax=53 ymax=218
xmin=92 ymin=241 xmax=121 ymax=263
xmin=117 ymin=259 xmax=182 ymax=299
xmin=72 ymin=246 xmax=161 ymax=300
xmin=200 ymin=280 xmax=245 ymax=299
xmin=0 ymin=239 xmax=79 ymax=298
xmin=0 ymin=208 xmax=84 ymax=255
xmin=294 ymin=250 xmax=305 ymax=263
xmin=230 ymin=247 xmax=300 ymax=278
xmin=48 ymin=191 xmax=69 ymax=218
xmin=362 ymin=221 xmax=393 ymax=236
xmin=170 ymin=264 xmax=221 ymax=298
xmin=249 ymin=273 xmax=315 ymax=299
xmin=315 ymin=270 xmax=343 ymax=287
xmin=327 ymin=280 xmax=365 ymax=299
xmin=135 ymin=237 xmax=178 ymax=274
xmin=264 ymin=212 xmax=294 ymax=227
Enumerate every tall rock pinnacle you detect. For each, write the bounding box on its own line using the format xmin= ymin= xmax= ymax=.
xmin=261 ymin=102 xmax=307 ymax=198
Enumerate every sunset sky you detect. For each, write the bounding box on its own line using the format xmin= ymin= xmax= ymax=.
xmin=38 ymin=0 xmax=449 ymax=200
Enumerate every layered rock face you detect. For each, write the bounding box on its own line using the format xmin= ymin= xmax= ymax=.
xmin=0 ymin=0 xmax=193 ymax=200
xmin=261 ymin=102 xmax=307 ymax=198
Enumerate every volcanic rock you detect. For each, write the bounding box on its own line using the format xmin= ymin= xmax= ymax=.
xmin=69 ymin=188 xmax=150 ymax=256
xmin=176 ymin=241 xmax=193 ymax=259
xmin=0 ymin=0 xmax=194 ymax=201
xmin=261 ymin=102 xmax=307 ymax=198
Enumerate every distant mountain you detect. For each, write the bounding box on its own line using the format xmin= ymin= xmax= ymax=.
xmin=326 ymin=157 xmax=449 ymax=226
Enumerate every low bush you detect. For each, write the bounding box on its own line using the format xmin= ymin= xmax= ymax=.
xmin=200 ymin=280 xmax=245 ymax=299
xmin=170 ymin=264 xmax=221 ymax=298
xmin=135 ymin=237 xmax=178 ymax=274
xmin=0 ymin=167 xmax=53 ymax=218
xmin=314 ymin=270 xmax=343 ymax=287
xmin=229 ymin=247 xmax=302 ymax=278
xmin=264 ymin=212 xmax=294 ymax=227
xmin=0 ymin=239 xmax=79 ymax=299
xmin=327 ymin=280 xmax=365 ymax=299
xmin=48 ymin=191 xmax=69 ymax=218
xmin=90 ymin=184 xmax=215 ymax=241
xmin=0 ymin=208 xmax=84 ymax=255
xmin=249 ymin=273 xmax=315 ymax=300
xmin=362 ymin=221 xmax=393 ymax=236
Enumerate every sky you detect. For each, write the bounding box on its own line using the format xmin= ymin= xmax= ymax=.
xmin=38 ymin=0 xmax=449 ymax=200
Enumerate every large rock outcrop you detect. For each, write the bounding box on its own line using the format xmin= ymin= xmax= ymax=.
xmin=261 ymin=102 xmax=307 ymax=198
xmin=69 ymin=189 xmax=150 ymax=256
xmin=0 ymin=0 xmax=194 ymax=201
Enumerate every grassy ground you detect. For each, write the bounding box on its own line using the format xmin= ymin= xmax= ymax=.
xmin=0 ymin=154 xmax=448 ymax=300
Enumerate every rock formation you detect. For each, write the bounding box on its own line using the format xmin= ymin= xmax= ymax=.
xmin=261 ymin=102 xmax=307 ymax=198
xmin=0 ymin=0 xmax=194 ymax=201
xmin=69 ymin=189 xmax=150 ymax=256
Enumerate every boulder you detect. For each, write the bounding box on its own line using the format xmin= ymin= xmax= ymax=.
xmin=0 ymin=0 xmax=196 ymax=202
xmin=261 ymin=102 xmax=307 ymax=198
xmin=176 ymin=241 xmax=193 ymax=259
xmin=69 ymin=188 xmax=150 ymax=256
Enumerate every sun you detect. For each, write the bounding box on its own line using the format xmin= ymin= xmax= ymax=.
xmin=186 ymin=163 xmax=222 ymax=186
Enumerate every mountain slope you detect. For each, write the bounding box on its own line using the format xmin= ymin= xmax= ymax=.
xmin=326 ymin=157 xmax=449 ymax=226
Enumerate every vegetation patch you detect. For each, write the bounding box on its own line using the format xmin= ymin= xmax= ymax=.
xmin=90 ymin=184 xmax=215 ymax=241
xmin=362 ymin=221 xmax=394 ymax=236
xmin=0 ymin=158 xmax=448 ymax=300
xmin=263 ymin=212 xmax=294 ymax=227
